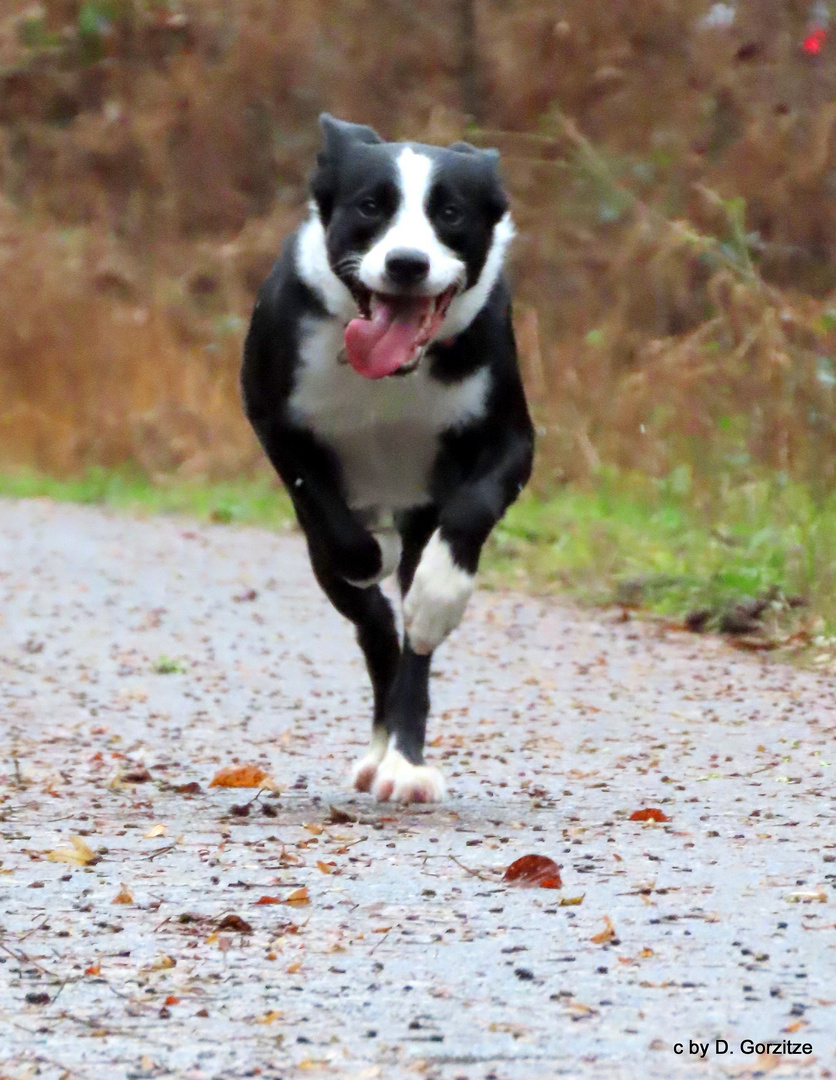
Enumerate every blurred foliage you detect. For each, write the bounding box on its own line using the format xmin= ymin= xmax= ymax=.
xmin=0 ymin=0 xmax=835 ymax=513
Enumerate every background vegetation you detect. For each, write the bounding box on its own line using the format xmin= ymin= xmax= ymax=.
xmin=2 ymin=0 xmax=836 ymax=643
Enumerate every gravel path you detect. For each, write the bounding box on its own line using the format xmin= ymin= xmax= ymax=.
xmin=1 ymin=499 xmax=835 ymax=1080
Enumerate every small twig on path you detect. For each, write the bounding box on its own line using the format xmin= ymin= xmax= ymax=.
xmin=449 ymin=854 xmax=494 ymax=881
xmin=142 ymin=842 xmax=178 ymax=861
xmin=18 ymin=916 xmax=50 ymax=941
xmin=0 ymin=939 xmax=59 ymax=980
xmin=369 ymin=928 xmax=393 ymax=956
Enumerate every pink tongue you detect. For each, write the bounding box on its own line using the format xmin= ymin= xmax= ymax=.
xmin=344 ymin=298 xmax=431 ymax=379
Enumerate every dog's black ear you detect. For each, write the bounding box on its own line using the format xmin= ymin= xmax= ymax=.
xmin=319 ymin=114 xmax=383 ymax=155
xmin=449 ymin=140 xmax=501 ymax=167
xmin=311 ymin=115 xmax=383 ymax=225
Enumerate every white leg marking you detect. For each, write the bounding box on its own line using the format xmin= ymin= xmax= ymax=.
xmin=403 ymin=529 xmax=474 ymax=655
xmin=359 ymin=148 xmax=465 ymax=297
xmin=352 ymin=727 xmax=389 ymax=793
xmin=372 ymin=743 xmax=446 ymax=804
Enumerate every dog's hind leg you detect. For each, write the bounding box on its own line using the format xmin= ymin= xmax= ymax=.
xmin=372 ymin=508 xmax=447 ymax=804
xmin=307 ymin=542 xmax=400 ymax=792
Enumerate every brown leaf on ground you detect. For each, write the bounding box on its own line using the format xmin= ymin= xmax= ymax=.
xmin=255 ymin=895 xmax=281 ymax=905
xmin=591 ymin=915 xmax=617 ymax=944
xmin=47 ymin=836 xmax=97 ymax=866
xmin=503 ymin=854 xmax=563 ymax=888
xmin=174 ymin=781 xmax=202 ymax=795
xmin=327 ymin=805 xmax=358 ymax=824
xmin=112 ymin=884 xmax=133 ymax=904
xmin=209 ymin=764 xmax=277 ymax=789
xmin=629 ymin=808 xmax=669 ymax=822
xmin=217 ymin=914 xmax=253 ymax=933
xmin=121 ymin=766 xmax=152 ymax=783
xmin=284 ymin=887 xmax=310 ymax=905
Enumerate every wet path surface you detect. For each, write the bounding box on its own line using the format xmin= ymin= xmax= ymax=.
xmin=1 ymin=499 xmax=835 ymax=1080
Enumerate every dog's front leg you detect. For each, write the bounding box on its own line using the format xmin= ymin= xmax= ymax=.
xmin=373 ymin=436 xmax=533 ymax=804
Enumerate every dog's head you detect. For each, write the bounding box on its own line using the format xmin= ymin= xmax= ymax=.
xmin=305 ymin=114 xmax=512 ymax=379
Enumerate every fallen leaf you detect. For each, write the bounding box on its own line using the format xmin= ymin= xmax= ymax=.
xmin=255 ymin=895 xmax=281 ymax=905
xmin=257 ymin=1010 xmax=283 ymax=1024
xmin=559 ymin=895 xmax=584 ymax=906
xmin=216 ymin=914 xmax=253 ymax=933
xmin=327 ymin=805 xmax=358 ymax=824
xmin=784 ymin=1020 xmax=808 ymax=1033
xmin=47 ymin=836 xmax=97 ymax=866
xmin=284 ymin=887 xmax=310 ymax=905
xmin=591 ymin=916 xmax=617 ymax=944
xmin=286 ymin=960 xmax=303 ymax=974
xmin=144 ymin=823 xmax=166 ymax=839
xmin=85 ymin=961 xmax=101 ymax=975
xmin=174 ymin=781 xmax=202 ymax=795
xmin=155 ymin=955 xmax=176 ymax=969
xmin=209 ymin=764 xmax=277 ymax=790
xmin=164 ymin=995 xmax=179 ymax=1006
xmin=629 ymin=808 xmax=669 ymax=823
xmin=786 ymin=888 xmax=827 ymax=903
xmin=121 ymin=766 xmax=152 ymax=783
xmin=112 ymin=884 xmax=133 ymax=905
xmin=316 ymin=861 xmax=333 ymax=874
xmin=304 ymin=823 xmax=324 ymax=836
xmin=503 ymin=854 xmax=563 ymax=889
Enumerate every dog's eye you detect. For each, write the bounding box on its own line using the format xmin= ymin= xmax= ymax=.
xmin=357 ymin=196 xmax=383 ymax=219
xmin=438 ymin=204 xmax=464 ymax=226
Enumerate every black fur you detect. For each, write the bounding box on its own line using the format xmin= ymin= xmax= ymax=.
xmin=241 ymin=115 xmax=534 ymax=800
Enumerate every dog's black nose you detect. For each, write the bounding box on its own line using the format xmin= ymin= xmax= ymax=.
xmin=384 ymin=249 xmax=430 ymax=287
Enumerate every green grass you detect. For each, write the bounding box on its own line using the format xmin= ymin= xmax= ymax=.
xmin=0 ymin=467 xmax=294 ymax=529
xmin=486 ymin=468 xmax=836 ymax=642
xmin=3 ymin=464 xmax=836 ymax=646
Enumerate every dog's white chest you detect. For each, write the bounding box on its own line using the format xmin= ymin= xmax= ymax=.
xmin=288 ymin=317 xmax=490 ymax=511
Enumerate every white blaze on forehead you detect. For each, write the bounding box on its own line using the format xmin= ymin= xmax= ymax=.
xmin=359 ymin=147 xmax=465 ymax=295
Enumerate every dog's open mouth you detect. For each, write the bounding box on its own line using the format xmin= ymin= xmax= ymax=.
xmin=344 ymin=287 xmax=457 ymax=379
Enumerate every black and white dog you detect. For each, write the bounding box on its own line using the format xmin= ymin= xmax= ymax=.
xmin=241 ymin=115 xmax=534 ymax=803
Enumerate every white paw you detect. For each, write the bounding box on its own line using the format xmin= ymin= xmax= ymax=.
xmin=372 ymin=746 xmax=446 ymax=804
xmin=403 ymin=530 xmax=474 ymax=654
xmin=351 ymin=730 xmax=388 ymax=792
xmin=345 ymin=529 xmax=402 ymax=588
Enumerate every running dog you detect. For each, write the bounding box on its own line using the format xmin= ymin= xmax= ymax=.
xmin=241 ymin=114 xmax=534 ymax=803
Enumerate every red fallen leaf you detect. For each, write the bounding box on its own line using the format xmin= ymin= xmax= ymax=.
xmin=629 ymin=808 xmax=669 ymax=822
xmin=84 ymin=962 xmax=101 ymax=976
xmin=255 ymin=895 xmax=281 ymax=905
xmin=164 ymin=995 xmax=180 ymax=1006
xmin=503 ymin=854 xmax=563 ymax=889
